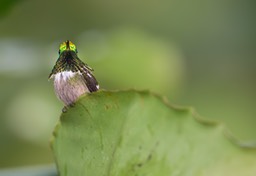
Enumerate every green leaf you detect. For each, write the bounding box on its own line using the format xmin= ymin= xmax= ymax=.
xmin=51 ymin=90 xmax=256 ymax=176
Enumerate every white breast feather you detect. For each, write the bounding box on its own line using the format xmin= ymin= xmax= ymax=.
xmin=53 ymin=71 xmax=78 ymax=82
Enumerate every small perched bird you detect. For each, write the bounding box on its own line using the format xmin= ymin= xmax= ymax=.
xmin=49 ymin=40 xmax=99 ymax=107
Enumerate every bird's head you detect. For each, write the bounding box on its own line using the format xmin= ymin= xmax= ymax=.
xmin=59 ymin=40 xmax=77 ymax=55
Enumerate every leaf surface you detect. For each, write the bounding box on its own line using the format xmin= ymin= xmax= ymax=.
xmin=51 ymin=90 xmax=256 ymax=176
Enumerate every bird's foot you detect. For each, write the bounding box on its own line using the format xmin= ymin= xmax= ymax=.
xmin=62 ymin=106 xmax=68 ymax=113
xmin=62 ymin=103 xmax=76 ymax=113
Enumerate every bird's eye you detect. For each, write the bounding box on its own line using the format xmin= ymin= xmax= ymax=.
xmin=59 ymin=45 xmax=67 ymax=54
xmin=70 ymin=45 xmax=75 ymax=51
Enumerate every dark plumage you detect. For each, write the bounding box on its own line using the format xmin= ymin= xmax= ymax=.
xmin=49 ymin=41 xmax=99 ymax=106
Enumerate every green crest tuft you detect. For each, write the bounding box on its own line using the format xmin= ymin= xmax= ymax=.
xmin=59 ymin=40 xmax=77 ymax=54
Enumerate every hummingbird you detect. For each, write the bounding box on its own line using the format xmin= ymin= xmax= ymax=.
xmin=49 ymin=40 xmax=99 ymax=108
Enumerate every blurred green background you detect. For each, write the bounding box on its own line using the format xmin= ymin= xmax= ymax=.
xmin=0 ymin=0 xmax=255 ymax=169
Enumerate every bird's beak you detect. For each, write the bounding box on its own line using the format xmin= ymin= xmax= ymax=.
xmin=66 ymin=40 xmax=70 ymax=50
